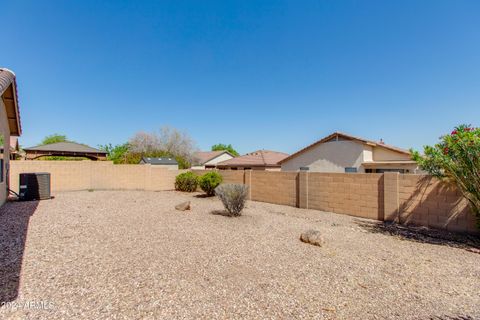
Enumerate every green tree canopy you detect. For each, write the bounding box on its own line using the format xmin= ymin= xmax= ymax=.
xmin=211 ymin=143 xmax=239 ymax=156
xmin=411 ymin=124 xmax=480 ymax=227
xmin=41 ymin=133 xmax=68 ymax=145
xmin=99 ymin=143 xmax=130 ymax=164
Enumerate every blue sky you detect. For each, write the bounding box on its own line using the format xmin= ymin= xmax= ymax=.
xmin=3 ymin=0 xmax=480 ymax=154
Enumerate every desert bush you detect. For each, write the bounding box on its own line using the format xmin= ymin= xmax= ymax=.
xmin=199 ymin=172 xmax=223 ymax=196
xmin=175 ymin=172 xmax=199 ymax=192
xmin=215 ymin=184 xmax=249 ymax=216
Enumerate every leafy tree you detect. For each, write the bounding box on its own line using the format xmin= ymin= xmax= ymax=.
xmin=211 ymin=143 xmax=239 ymax=156
xmin=411 ymin=124 xmax=480 ymax=227
xmin=99 ymin=143 xmax=130 ymax=164
xmin=41 ymin=133 xmax=68 ymax=145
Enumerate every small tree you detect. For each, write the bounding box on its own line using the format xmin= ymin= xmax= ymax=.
xmin=42 ymin=134 xmax=68 ymax=145
xmin=411 ymin=124 xmax=480 ymax=226
xmin=99 ymin=143 xmax=130 ymax=164
xmin=211 ymin=143 xmax=239 ymax=156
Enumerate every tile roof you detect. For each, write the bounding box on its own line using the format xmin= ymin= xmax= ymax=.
xmin=216 ymin=150 xmax=289 ymax=168
xmin=279 ymin=132 xmax=411 ymax=164
xmin=24 ymin=141 xmax=107 ymax=154
xmin=193 ymin=150 xmax=233 ymax=165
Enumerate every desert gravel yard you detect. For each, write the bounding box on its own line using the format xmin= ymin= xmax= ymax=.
xmin=1 ymin=191 xmax=479 ymax=320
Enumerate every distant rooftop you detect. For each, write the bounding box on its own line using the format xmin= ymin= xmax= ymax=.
xmin=193 ymin=150 xmax=234 ymax=165
xmin=140 ymin=157 xmax=178 ymax=165
xmin=216 ymin=150 xmax=289 ymax=168
xmin=24 ymin=141 xmax=107 ymax=154
xmin=23 ymin=141 xmax=108 ymax=160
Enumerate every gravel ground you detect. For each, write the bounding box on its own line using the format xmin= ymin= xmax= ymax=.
xmin=0 ymin=190 xmax=479 ymax=320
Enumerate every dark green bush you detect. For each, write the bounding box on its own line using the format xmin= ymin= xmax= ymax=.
xmin=199 ymin=172 xmax=223 ymax=196
xmin=175 ymin=172 xmax=199 ymax=192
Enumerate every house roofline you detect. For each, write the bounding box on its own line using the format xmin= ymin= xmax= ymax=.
xmin=279 ymin=132 xmax=411 ymax=164
xmin=199 ymin=150 xmax=235 ymax=165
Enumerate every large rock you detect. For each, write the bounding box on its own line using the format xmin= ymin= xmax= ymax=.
xmin=175 ymin=201 xmax=191 ymax=211
xmin=300 ymin=229 xmax=324 ymax=247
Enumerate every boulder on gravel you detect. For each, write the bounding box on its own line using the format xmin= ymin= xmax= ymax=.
xmin=300 ymin=229 xmax=324 ymax=247
xmin=175 ymin=201 xmax=191 ymax=211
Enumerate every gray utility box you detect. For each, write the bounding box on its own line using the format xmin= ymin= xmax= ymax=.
xmin=19 ymin=173 xmax=51 ymax=201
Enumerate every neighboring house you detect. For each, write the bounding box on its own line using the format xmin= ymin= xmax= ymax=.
xmin=280 ymin=132 xmax=418 ymax=173
xmin=139 ymin=157 xmax=178 ymax=170
xmin=216 ymin=150 xmax=289 ymax=171
xmin=23 ymin=141 xmax=108 ymax=160
xmin=191 ymin=151 xmax=235 ymax=170
xmin=0 ymin=68 xmax=22 ymax=205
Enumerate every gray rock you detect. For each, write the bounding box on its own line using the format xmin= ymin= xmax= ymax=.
xmin=300 ymin=229 xmax=324 ymax=247
xmin=175 ymin=201 xmax=191 ymax=211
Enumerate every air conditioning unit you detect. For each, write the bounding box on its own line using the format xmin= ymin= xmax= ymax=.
xmin=19 ymin=173 xmax=51 ymax=201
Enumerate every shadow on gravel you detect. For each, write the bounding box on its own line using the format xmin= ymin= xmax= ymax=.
xmin=430 ymin=315 xmax=478 ymax=320
xmin=210 ymin=210 xmax=234 ymax=217
xmin=356 ymin=220 xmax=480 ymax=250
xmin=0 ymin=199 xmax=39 ymax=303
xmin=195 ymin=194 xmax=213 ymax=198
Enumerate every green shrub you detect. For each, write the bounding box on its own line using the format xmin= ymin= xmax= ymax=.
xmin=175 ymin=172 xmax=199 ymax=192
xmin=199 ymin=172 xmax=223 ymax=196
xmin=215 ymin=184 xmax=249 ymax=216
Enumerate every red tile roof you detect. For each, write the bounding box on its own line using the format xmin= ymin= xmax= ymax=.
xmin=216 ymin=150 xmax=289 ymax=168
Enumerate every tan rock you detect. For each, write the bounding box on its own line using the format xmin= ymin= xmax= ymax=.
xmin=300 ymin=229 xmax=324 ymax=247
xmin=175 ymin=201 xmax=191 ymax=211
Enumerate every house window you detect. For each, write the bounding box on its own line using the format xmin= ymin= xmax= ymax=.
xmin=344 ymin=167 xmax=357 ymax=173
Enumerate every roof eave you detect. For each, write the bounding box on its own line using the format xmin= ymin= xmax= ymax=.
xmin=0 ymin=68 xmax=22 ymax=136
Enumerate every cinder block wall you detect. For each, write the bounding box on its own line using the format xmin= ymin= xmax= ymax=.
xmin=9 ymin=163 xmax=478 ymax=234
xmin=212 ymin=170 xmax=477 ymax=234
xmin=9 ymin=161 xmax=183 ymax=193
xmin=397 ymin=174 xmax=476 ymax=233
xmin=249 ymin=171 xmax=298 ymax=207
xmin=305 ymin=173 xmax=384 ymax=220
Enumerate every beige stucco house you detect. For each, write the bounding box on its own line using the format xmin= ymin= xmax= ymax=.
xmin=0 ymin=68 xmax=22 ymax=205
xmin=191 ymin=151 xmax=235 ymax=170
xmin=280 ymin=132 xmax=418 ymax=173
